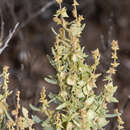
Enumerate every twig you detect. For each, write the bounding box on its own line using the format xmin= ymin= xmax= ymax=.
xmin=0 ymin=23 xmax=19 ymax=55
xmin=21 ymin=0 xmax=56 ymax=28
xmin=0 ymin=10 xmax=4 ymax=42
xmin=6 ymin=1 xmax=24 ymax=41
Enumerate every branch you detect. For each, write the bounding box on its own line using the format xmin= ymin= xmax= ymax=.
xmin=0 ymin=23 xmax=19 ymax=55
xmin=0 ymin=10 xmax=4 ymax=41
xmin=21 ymin=0 xmax=56 ymax=28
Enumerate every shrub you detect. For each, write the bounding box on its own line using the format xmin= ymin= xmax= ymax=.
xmin=0 ymin=0 xmax=124 ymax=130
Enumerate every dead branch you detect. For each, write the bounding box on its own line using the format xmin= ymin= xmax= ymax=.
xmin=0 ymin=23 xmax=19 ymax=55
xmin=21 ymin=0 xmax=56 ymax=28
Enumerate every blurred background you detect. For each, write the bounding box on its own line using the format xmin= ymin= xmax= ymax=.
xmin=0 ymin=0 xmax=130 ymax=129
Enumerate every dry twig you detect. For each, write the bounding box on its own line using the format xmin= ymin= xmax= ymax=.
xmin=0 ymin=23 xmax=19 ymax=55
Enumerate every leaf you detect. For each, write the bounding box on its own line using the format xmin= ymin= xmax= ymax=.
xmin=48 ymin=93 xmax=58 ymax=104
xmin=48 ymin=92 xmax=56 ymax=99
xmin=55 ymin=7 xmax=69 ymax=18
xmin=97 ymin=117 xmax=109 ymax=128
xmin=86 ymin=110 xmax=96 ymax=121
xmin=0 ymin=114 xmax=6 ymax=129
xmin=70 ymin=23 xmax=82 ymax=37
xmin=67 ymin=122 xmax=73 ymax=130
xmin=106 ymin=113 xmax=121 ymax=118
xmin=66 ymin=75 xmax=76 ymax=86
xmin=4 ymin=109 xmax=13 ymax=122
xmin=73 ymin=120 xmax=80 ymax=128
xmin=51 ymin=47 xmax=56 ymax=56
xmin=51 ymin=27 xmax=58 ymax=35
xmin=60 ymin=7 xmax=69 ymax=18
xmin=56 ymin=102 xmax=67 ymax=110
xmin=47 ymin=55 xmax=56 ymax=68
xmin=81 ymin=23 xmax=86 ymax=31
xmin=60 ymin=91 xmax=68 ymax=98
xmin=71 ymin=54 xmax=78 ymax=62
xmin=29 ymin=104 xmax=41 ymax=112
xmin=0 ymin=94 xmax=3 ymax=100
xmin=60 ymin=39 xmax=71 ymax=48
xmin=106 ymin=96 xmax=118 ymax=103
xmin=44 ymin=76 xmax=57 ymax=85
xmin=44 ymin=127 xmax=54 ymax=130
xmin=22 ymin=107 xmax=29 ymax=118
xmin=32 ymin=115 xmax=42 ymax=123
xmin=76 ymin=89 xmax=85 ymax=98
xmin=85 ymin=96 xmax=95 ymax=106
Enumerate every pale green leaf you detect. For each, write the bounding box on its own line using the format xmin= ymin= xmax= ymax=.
xmin=29 ymin=104 xmax=41 ymax=112
xmin=73 ymin=120 xmax=80 ymax=128
xmin=51 ymin=27 xmax=58 ymax=35
xmin=44 ymin=77 xmax=57 ymax=85
xmin=56 ymin=102 xmax=67 ymax=110
xmin=47 ymin=55 xmax=56 ymax=68
xmin=0 ymin=94 xmax=3 ymax=100
xmin=60 ymin=7 xmax=69 ymax=18
xmin=86 ymin=110 xmax=96 ymax=121
xmin=44 ymin=127 xmax=54 ymax=130
xmin=51 ymin=47 xmax=56 ymax=56
xmin=85 ymin=96 xmax=95 ymax=106
xmin=97 ymin=117 xmax=109 ymax=128
xmin=106 ymin=96 xmax=118 ymax=103
xmin=32 ymin=115 xmax=42 ymax=123
xmin=81 ymin=23 xmax=86 ymax=31
xmin=22 ymin=107 xmax=29 ymax=118
xmin=106 ymin=113 xmax=121 ymax=118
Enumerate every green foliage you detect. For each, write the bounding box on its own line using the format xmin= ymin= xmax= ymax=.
xmin=34 ymin=0 xmax=124 ymax=130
